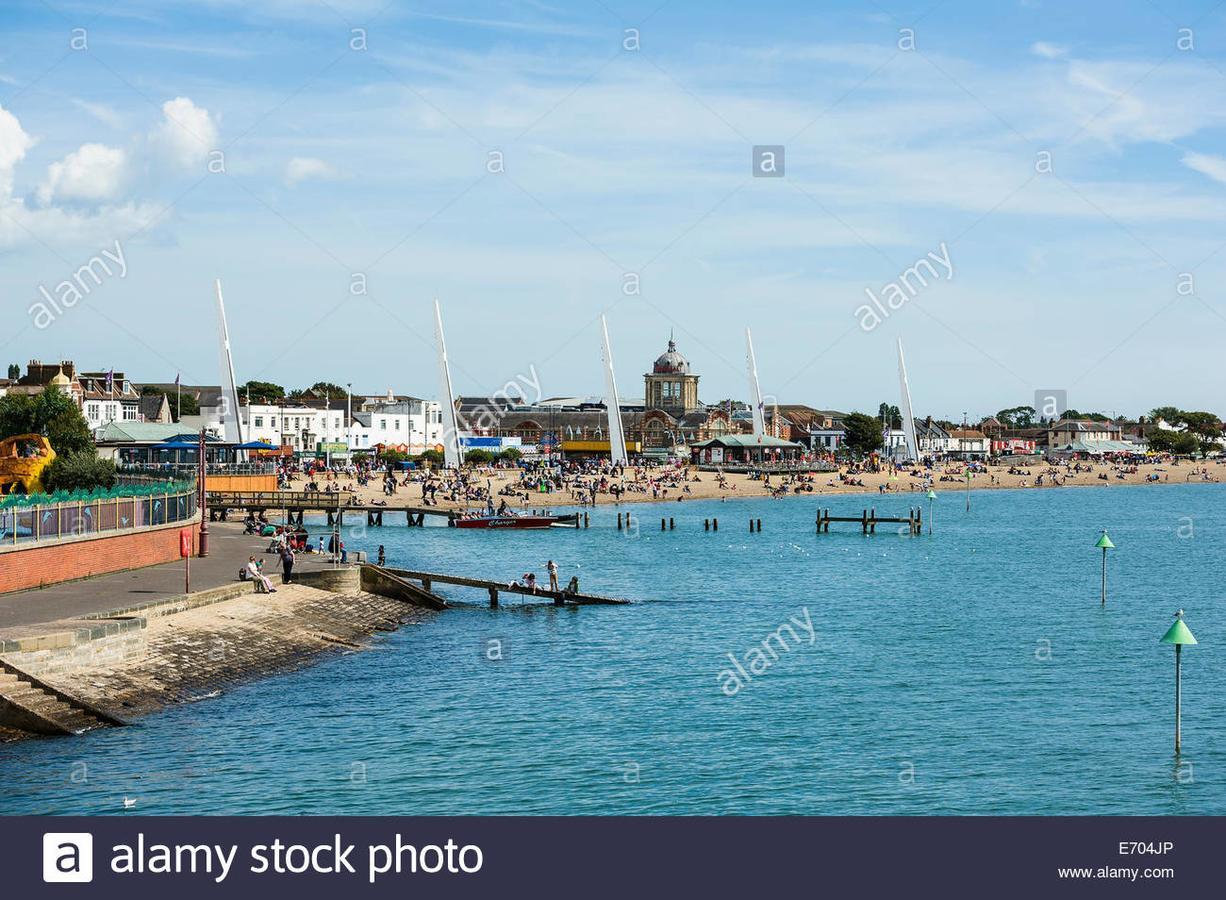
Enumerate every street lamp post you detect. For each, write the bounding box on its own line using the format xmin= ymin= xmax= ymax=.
xmin=1160 ymin=610 xmax=1198 ymax=754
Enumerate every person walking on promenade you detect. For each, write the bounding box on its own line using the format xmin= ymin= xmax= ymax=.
xmin=280 ymin=544 xmax=296 ymax=584
xmin=377 ymin=545 xmax=386 ymax=566
xmin=546 ymin=559 xmax=559 ymax=591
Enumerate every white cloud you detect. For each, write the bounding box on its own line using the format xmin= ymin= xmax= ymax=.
xmin=38 ymin=143 xmax=128 ymax=204
xmin=0 ymin=103 xmax=35 ymax=199
xmin=1031 ymin=42 xmax=1067 ymax=60
xmin=151 ymin=96 xmax=218 ymax=170
xmin=285 ymin=156 xmax=339 ymax=185
xmin=1181 ymin=151 xmax=1226 ymax=186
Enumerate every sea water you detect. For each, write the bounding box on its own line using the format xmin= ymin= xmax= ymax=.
xmin=2 ymin=483 xmax=1224 ymax=815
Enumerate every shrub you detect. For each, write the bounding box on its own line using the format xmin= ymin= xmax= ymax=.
xmin=499 ymin=447 xmax=523 ymax=462
xmin=43 ymin=452 xmax=117 ymax=493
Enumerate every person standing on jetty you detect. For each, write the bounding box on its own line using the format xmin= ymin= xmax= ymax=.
xmin=546 ymin=559 xmax=559 ymax=592
xmin=279 ymin=543 xmax=295 ymax=584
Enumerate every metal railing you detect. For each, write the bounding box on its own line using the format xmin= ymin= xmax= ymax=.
xmin=0 ymin=481 xmax=199 ymax=548
xmin=117 ymin=461 xmax=276 ymax=477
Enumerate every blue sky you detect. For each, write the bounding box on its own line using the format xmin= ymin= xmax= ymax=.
xmin=2 ymin=0 xmax=1226 ymax=419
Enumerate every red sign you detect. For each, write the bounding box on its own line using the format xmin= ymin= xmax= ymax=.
xmin=180 ymin=529 xmax=193 ymax=558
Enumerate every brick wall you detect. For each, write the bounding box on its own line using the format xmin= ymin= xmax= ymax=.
xmin=0 ymin=521 xmax=196 ymax=595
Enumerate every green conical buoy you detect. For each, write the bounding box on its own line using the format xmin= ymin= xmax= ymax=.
xmin=1096 ymin=530 xmax=1114 ymax=605
xmin=1161 ymin=610 xmax=1198 ymax=755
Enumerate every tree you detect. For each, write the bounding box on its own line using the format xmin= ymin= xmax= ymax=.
xmin=842 ymin=412 xmax=883 ymax=457
xmin=1149 ymin=406 xmax=1181 ymax=425
xmin=240 ymin=380 xmax=286 ymax=404
xmin=1175 ymin=411 xmax=1222 ymax=455
xmin=1148 ymin=429 xmax=1199 ymax=455
xmin=141 ymin=385 xmax=198 ymax=421
xmin=43 ymin=454 xmax=117 ymax=493
xmin=465 ymin=448 xmax=495 ymax=465
xmin=877 ymin=402 xmax=901 ymax=429
xmin=996 ymin=405 xmax=1036 ymax=428
xmin=499 ymin=447 xmax=523 ymax=462
xmin=0 ymin=387 xmax=94 ymax=457
xmin=419 ymin=449 xmax=443 ymax=466
xmin=6 ymin=363 xmax=19 ymax=381
xmin=291 ymin=381 xmax=347 ymax=400
xmin=379 ymin=449 xmax=409 ymax=465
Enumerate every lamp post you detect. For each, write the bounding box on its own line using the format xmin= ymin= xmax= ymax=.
xmin=926 ymin=488 xmax=936 ymax=535
xmin=1159 ymin=610 xmax=1198 ymax=754
xmin=1095 ymin=530 xmax=1115 ymax=606
xmin=197 ymin=427 xmax=209 ymax=557
xmin=346 ymin=382 xmax=353 ymax=469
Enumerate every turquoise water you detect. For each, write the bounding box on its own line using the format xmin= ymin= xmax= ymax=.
xmin=3 ymin=484 xmax=1224 ymax=815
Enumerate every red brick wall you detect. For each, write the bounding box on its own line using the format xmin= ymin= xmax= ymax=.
xmin=0 ymin=523 xmax=196 ymax=595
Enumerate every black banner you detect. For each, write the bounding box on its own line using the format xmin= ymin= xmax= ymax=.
xmin=5 ymin=816 xmax=1216 ymax=897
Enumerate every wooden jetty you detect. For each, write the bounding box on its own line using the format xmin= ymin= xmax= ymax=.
xmin=816 ymin=507 xmax=923 ymax=536
xmin=386 ymin=568 xmax=631 ymax=608
xmin=207 ymin=491 xmax=581 ymax=529
xmin=206 ymin=490 xmax=455 ymax=526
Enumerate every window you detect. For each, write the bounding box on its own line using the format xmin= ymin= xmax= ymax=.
xmin=254 ymin=416 xmax=263 ymax=427
xmin=270 ymin=417 xmax=278 ymax=429
xmin=380 ymin=419 xmax=387 ymax=429
xmin=393 ymin=418 xmax=399 ymax=429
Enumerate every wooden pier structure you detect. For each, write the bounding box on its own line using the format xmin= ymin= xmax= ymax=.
xmin=206 ymin=491 xmax=581 ymax=528
xmin=816 ymin=507 xmax=923 ymax=536
xmin=386 ymin=568 xmax=631 ymax=608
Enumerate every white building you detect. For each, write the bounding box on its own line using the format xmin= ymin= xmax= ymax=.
xmin=192 ymin=392 xmax=444 ymax=457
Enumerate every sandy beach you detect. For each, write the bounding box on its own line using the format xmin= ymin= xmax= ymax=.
xmin=298 ymin=457 xmax=1225 ymax=512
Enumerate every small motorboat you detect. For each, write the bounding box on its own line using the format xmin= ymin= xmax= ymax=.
xmin=452 ymin=510 xmax=579 ymax=529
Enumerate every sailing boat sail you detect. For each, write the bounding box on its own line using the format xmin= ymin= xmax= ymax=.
xmin=746 ymin=328 xmax=766 ymax=439
xmin=434 ymin=300 xmax=463 ymax=468
xmin=214 ymin=279 xmax=245 ymax=444
xmin=600 ymin=315 xmax=628 ymax=466
xmin=897 ymin=338 xmax=919 ymax=461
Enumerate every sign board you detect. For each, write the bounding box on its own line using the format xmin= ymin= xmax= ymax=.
xmin=179 ymin=529 xmax=193 ymax=558
xmin=317 ymin=442 xmax=347 ymax=454
xmin=710 ymin=447 xmax=724 ymax=463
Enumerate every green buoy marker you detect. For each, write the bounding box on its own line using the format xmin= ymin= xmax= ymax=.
xmin=1159 ymin=610 xmax=1198 ymax=755
xmin=1094 ymin=530 xmax=1115 ymax=606
xmin=926 ymin=488 xmax=936 ymax=535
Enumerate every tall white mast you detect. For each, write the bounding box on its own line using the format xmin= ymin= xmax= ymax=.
xmin=746 ymin=327 xmax=766 ymax=439
xmin=434 ymin=299 xmax=463 ymax=468
xmin=214 ymin=279 xmax=245 ymax=444
xmin=897 ymin=337 xmax=919 ymax=461
xmin=600 ymin=315 xmax=628 ymax=466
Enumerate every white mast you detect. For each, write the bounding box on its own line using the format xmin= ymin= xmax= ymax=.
xmin=600 ymin=315 xmax=628 ymax=466
xmin=897 ymin=337 xmax=919 ymax=461
xmin=434 ymin=299 xmax=463 ymax=468
xmin=746 ymin=327 xmax=766 ymax=439
xmin=214 ymin=279 xmax=245 ymax=444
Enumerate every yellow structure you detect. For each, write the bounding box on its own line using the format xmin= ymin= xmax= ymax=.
xmin=560 ymin=439 xmax=642 ymax=456
xmin=0 ymin=434 xmax=56 ymax=495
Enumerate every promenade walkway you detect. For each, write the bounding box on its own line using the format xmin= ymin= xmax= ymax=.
xmin=0 ymin=524 xmax=341 ymax=633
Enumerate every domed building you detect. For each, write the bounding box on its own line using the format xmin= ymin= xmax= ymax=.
xmin=459 ymin=333 xmax=736 ymax=457
xmin=644 ymin=337 xmax=700 ymax=416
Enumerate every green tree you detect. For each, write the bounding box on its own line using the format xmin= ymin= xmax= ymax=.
xmin=996 ymin=405 xmax=1036 ymax=428
xmin=842 ymin=411 xmax=884 ymax=457
xmin=1147 ymin=429 xmax=1199 ymax=455
xmin=291 ymin=381 xmax=347 ymax=400
xmin=141 ymin=385 xmax=199 ymax=421
xmin=499 ymin=447 xmax=523 ymax=462
xmin=877 ymin=402 xmax=901 ymax=429
xmin=43 ymin=454 xmax=117 ymax=493
xmin=419 ymin=449 xmax=443 ymax=466
xmin=0 ymin=387 xmax=94 ymax=457
xmin=465 ymin=448 xmax=495 ymax=465
xmin=1149 ymin=406 xmax=1181 ymax=425
xmin=6 ymin=363 xmax=19 ymax=381
xmin=240 ymin=380 xmax=286 ymax=404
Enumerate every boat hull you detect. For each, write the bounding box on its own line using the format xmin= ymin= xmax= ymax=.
xmin=454 ymin=515 xmax=560 ymax=530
